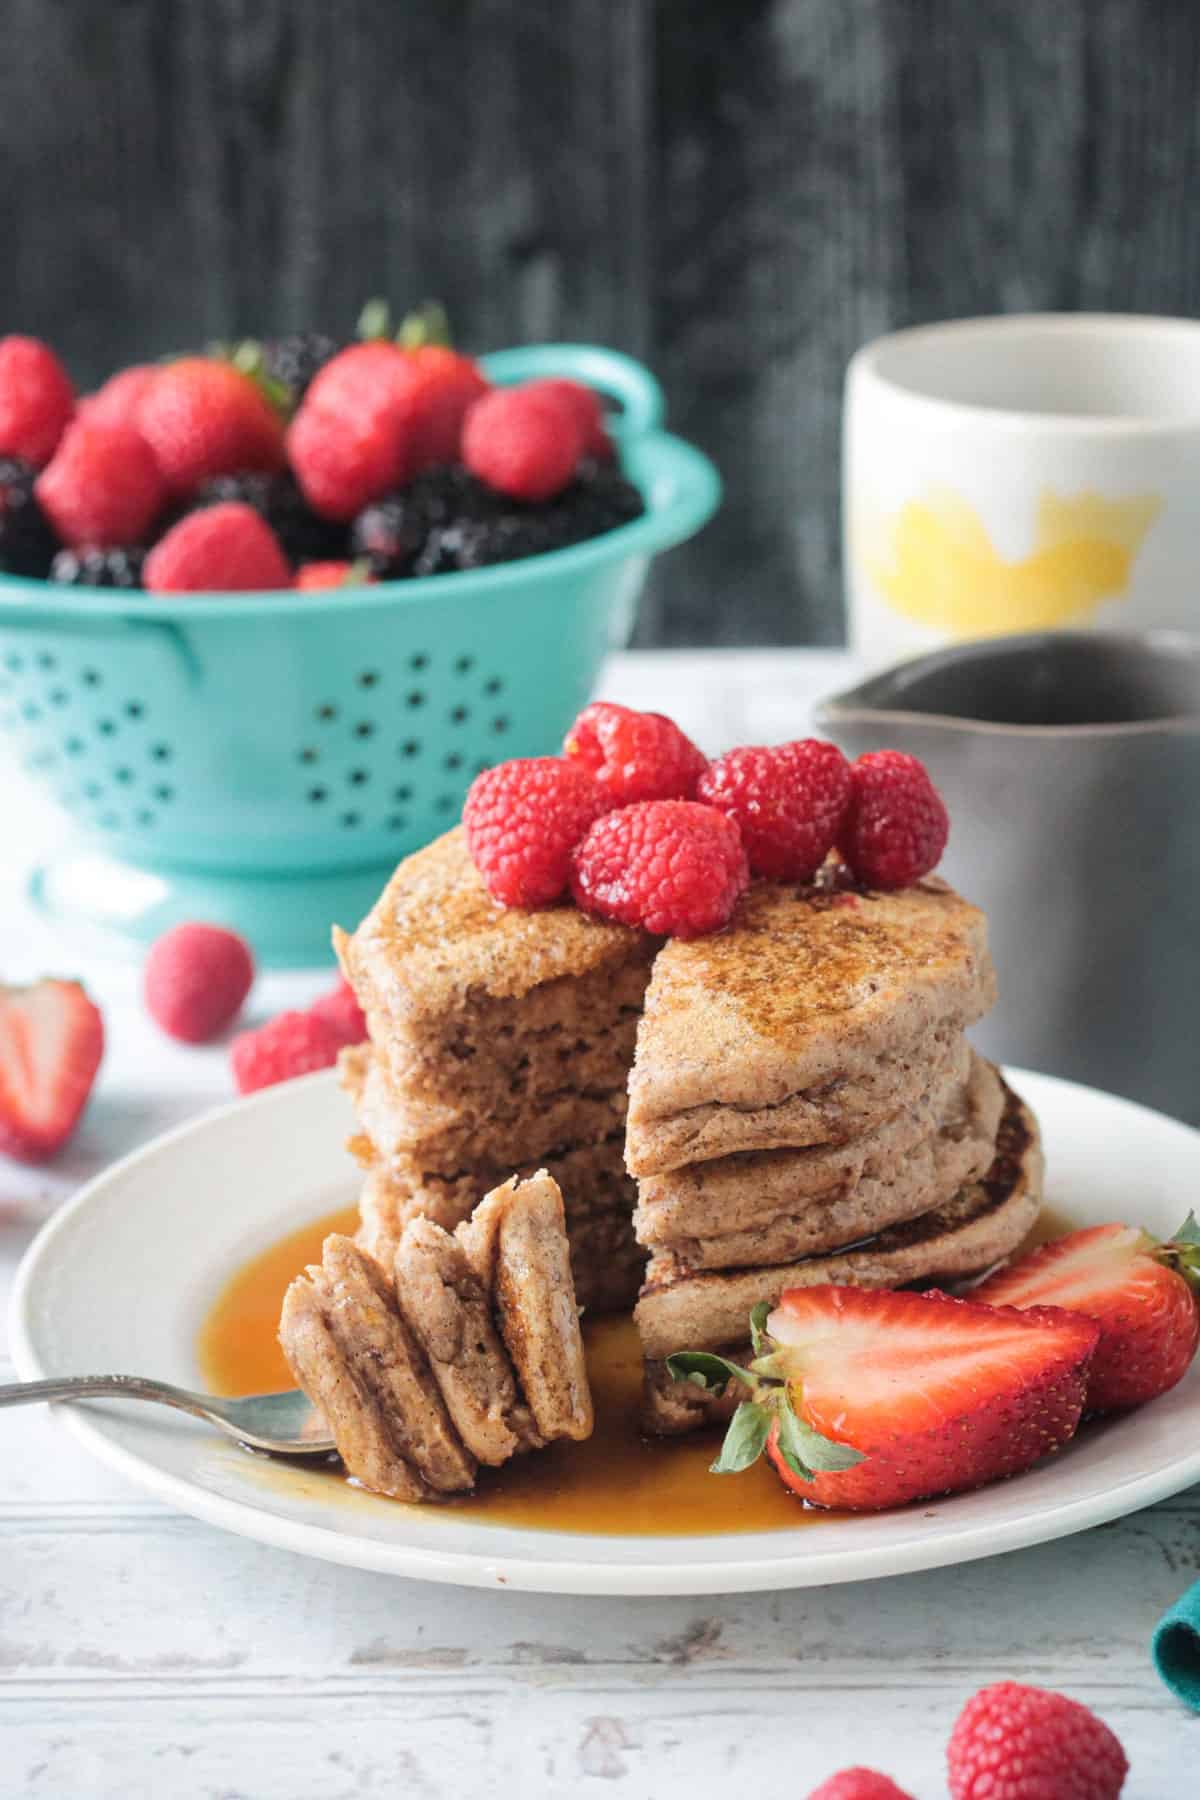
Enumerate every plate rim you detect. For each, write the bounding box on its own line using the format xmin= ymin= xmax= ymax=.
xmin=10 ymin=1064 xmax=1200 ymax=1596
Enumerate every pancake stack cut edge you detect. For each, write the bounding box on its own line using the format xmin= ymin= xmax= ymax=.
xmin=334 ymin=827 xmax=653 ymax=1315
xmin=333 ymin=825 xmax=1043 ymax=1443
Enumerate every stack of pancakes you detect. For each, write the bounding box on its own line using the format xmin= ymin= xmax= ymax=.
xmin=334 ymin=831 xmax=655 ymax=1313
xmin=335 ymin=828 xmax=1044 ymax=1437
xmin=629 ymin=881 xmax=1043 ymax=1432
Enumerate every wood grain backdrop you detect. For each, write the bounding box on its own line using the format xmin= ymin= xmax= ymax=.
xmin=3 ymin=0 xmax=1200 ymax=643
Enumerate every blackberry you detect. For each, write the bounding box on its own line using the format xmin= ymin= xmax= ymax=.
xmin=546 ymin=460 xmax=645 ymax=550
xmin=261 ymin=332 xmax=339 ymax=404
xmin=437 ymin=508 xmax=575 ymax=572
xmin=0 ymin=457 xmax=58 ymax=578
xmin=51 ymin=546 xmax=146 ymax=589
xmin=352 ymin=470 xmax=494 ymax=576
xmin=193 ymin=470 xmax=347 ymax=565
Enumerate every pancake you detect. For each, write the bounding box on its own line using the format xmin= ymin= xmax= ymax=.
xmin=637 ymin=1080 xmax=1042 ymax=1433
xmin=635 ymin=1054 xmax=1005 ymax=1270
xmin=625 ymin=876 xmax=995 ymax=1176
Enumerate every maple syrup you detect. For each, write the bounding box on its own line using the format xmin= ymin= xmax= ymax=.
xmin=198 ymin=1207 xmax=814 ymax=1536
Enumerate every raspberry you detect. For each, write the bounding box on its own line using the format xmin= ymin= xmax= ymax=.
xmin=571 ymin=800 xmax=749 ymax=937
xmin=698 ymin=739 xmax=852 ymax=881
xmin=36 ymin=418 xmax=167 ymax=549
xmin=524 ymin=378 xmax=612 ymax=458
xmin=230 ymin=1009 xmax=344 ymax=1095
xmin=947 ymin=1681 xmax=1128 ymax=1800
xmin=144 ymin=923 xmax=255 ymax=1044
xmin=288 ymin=342 xmax=421 ymax=520
xmin=464 ymin=757 xmax=606 ymax=908
xmin=143 ymin=502 xmax=291 ymax=593
xmin=563 ymin=701 xmax=708 ymax=806
xmin=138 ymin=358 xmax=285 ymax=496
xmin=462 ymin=383 xmax=582 ymax=502
xmin=79 ymin=365 xmax=158 ymax=434
xmin=840 ymin=750 xmax=950 ymax=890
xmin=295 ymin=560 xmax=374 ymax=590
xmin=309 ymin=975 xmax=368 ymax=1045
xmin=0 ymin=336 xmax=74 ymax=468
xmin=806 ymin=1772 xmax=914 ymax=1800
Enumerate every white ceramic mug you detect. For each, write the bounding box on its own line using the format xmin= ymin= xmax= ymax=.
xmin=843 ymin=313 xmax=1200 ymax=665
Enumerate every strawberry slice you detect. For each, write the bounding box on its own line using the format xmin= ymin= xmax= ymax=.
xmin=0 ymin=979 xmax=104 ymax=1162
xmin=667 ymin=1285 xmax=1099 ymax=1513
xmin=973 ymin=1220 xmax=1200 ymax=1413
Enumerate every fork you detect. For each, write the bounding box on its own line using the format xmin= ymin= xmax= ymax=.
xmin=0 ymin=1374 xmax=336 ymax=1456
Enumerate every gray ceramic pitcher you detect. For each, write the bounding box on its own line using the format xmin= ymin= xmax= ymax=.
xmin=817 ymin=631 xmax=1200 ymax=1125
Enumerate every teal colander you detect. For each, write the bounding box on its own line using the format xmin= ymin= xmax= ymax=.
xmin=0 ymin=345 xmax=720 ymax=964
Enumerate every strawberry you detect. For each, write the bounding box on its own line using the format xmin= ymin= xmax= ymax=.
xmin=138 ymin=358 xmax=286 ymax=496
xmin=401 ymin=346 xmax=490 ymax=467
xmin=79 ymin=365 xmax=158 ymax=434
xmin=36 ymin=417 xmax=167 ymax=548
xmin=288 ymin=342 xmax=420 ymax=520
xmin=972 ymin=1219 xmax=1200 ymax=1412
xmin=0 ymin=979 xmax=104 ymax=1162
xmin=0 ymin=336 xmax=75 ymax=467
xmin=667 ymin=1286 xmax=1099 ymax=1512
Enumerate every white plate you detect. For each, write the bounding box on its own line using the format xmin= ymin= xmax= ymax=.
xmin=9 ymin=1066 xmax=1200 ymax=1595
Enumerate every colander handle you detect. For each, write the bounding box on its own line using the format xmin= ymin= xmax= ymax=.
xmin=479 ymin=345 xmax=665 ymax=439
xmin=0 ymin=610 xmax=201 ymax=681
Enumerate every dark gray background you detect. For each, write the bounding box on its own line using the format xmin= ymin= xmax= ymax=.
xmin=5 ymin=0 xmax=1200 ymax=644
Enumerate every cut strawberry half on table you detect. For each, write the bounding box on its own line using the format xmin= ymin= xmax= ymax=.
xmin=667 ymin=1285 xmax=1099 ymax=1512
xmin=972 ymin=1219 xmax=1200 ymax=1412
xmin=0 ymin=978 xmax=104 ymax=1163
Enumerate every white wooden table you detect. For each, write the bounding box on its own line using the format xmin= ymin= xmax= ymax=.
xmin=1 ymin=651 xmax=1195 ymax=1799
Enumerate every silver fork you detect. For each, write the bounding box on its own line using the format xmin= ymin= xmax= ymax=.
xmin=0 ymin=1374 xmax=336 ymax=1457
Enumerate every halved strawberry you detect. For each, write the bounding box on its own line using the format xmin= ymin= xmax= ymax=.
xmin=972 ymin=1220 xmax=1200 ymax=1412
xmin=667 ymin=1285 xmax=1098 ymax=1512
xmin=0 ymin=979 xmax=104 ymax=1162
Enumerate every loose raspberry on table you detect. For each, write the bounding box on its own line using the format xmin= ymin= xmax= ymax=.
xmin=143 ymin=502 xmax=292 ymax=593
xmin=840 ymin=749 xmax=949 ymax=890
xmin=231 ymin=1010 xmax=345 ymax=1095
xmin=309 ymin=975 xmax=368 ymax=1046
xmin=462 ymin=383 xmax=583 ymax=502
xmin=464 ymin=757 xmax=607 ymax=908
xmin=144 ymin=922 xmax=255 ymax=1044
xmin=805 ymin=1771 xmax=914 ymax=1800
xmin=570 ymin=799 xmax=749 ymax=937
xmin=947 ymin=1681 xmax=1128 ymax=1800
xmin=36 ymin=418 xmax=167 ymax=549
xmin=0 ymin=335 xmax=75 ymax=467
xmin=698 ymin=738 xmax=852 ymax=880
xmin=563 ymin=701 xmax=709 ymax=805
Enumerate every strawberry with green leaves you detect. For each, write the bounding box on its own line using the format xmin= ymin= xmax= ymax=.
xmin=973 ymin=1217 xmax=1200 ymax=1412
xmin=667 ymin=1285 xmax=1099 ymax=1512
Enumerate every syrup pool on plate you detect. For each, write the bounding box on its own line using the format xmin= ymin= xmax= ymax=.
xmin=198 ymin=1206 xmax=817 ymax=1536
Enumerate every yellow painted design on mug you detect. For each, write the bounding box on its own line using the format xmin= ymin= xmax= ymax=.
xmin=863 ymin=487 xmax=1162 ymax=635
